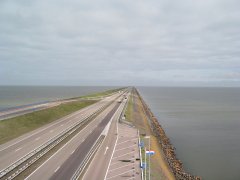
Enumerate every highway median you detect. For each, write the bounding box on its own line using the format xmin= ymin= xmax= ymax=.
xmin=0 ymin=100 xmax=96 ymax=145
xmin=0 ymin=88 xmax=124 ymax=145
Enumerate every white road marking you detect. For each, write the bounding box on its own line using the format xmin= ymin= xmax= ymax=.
xmin=60 ymin=124 xmax=64 ymax=127
xmin=109 ymin=163 xmax=133 ymax=172
xmin=126 ymin=177 xmax=135 ymax=180
xmin=71 ymin=150 xmax=75 ymax=154
xmin=117 ymin=138 xmax=138 ymax=145
xmin=110 ymin=158 xmax=135 ymax=166
xmin=24 ymin=94 xmax=120 ymax=180
xmin=54 ymin=166 xmax=60 ymax=172
xmin=35 ymin=137 xmax=40 ymax=141
xmin=83 ymin=101 xmax=123 ymax=180
xmin=24 ymin=109 xmax=108 ymax=180
xmin=104 ymin=103 xmax=122 ymax=180
xmin=115 ymin=144 xmax=136 ymax=152
xmin=15 ymin=147 xmax=22 ymax=152
xmin=0 ymin=99 xmax=106 ymax=152
xmin=104 ymin=147 xmax=109 ymax=155
xmin=50 ymin=130 xmax=54 ymax=133
xmin=106 ymin=169 xmax=134 ymax=179
xmin=112 ymin=151 xmax=135 ymax=160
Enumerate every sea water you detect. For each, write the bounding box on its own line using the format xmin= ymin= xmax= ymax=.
xmin=0 ymin=86 xmax=115 ymax=111
xmin=138 ymin=87 xmax=240 ymax=180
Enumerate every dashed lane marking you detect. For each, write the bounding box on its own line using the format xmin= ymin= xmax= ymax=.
xmin=54 ymin=166 xmax=60 ymax=172
xmin=15 ymin=147 xmax=22 ymax=152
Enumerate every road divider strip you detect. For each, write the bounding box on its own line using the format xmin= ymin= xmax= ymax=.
xmin=71 ymin=135 xmax=105 ymax=180
xmin=0 ymin=92 xmax=125 ymax=180
xmin=76 ymin=95 xmax=127 ymax=180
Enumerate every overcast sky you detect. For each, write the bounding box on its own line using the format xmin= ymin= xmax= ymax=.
xmin=0 ymin=0 xmax=240 ymax=86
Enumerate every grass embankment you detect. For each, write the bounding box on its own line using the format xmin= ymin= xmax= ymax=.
xmin=125 ymin=93 xmax=133 ymax=122
xmin=125 ymin=90 xmax=175 ymax=180
xmin=0 ymin=87 xmax=126 ymax=145
xmin=0 ymin=100 xmax=96 ymax=145
xmin=82 ymin=87 xmax=125 ymax=98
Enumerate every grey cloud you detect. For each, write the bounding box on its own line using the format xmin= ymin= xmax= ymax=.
xmin=0 ymin=0 xmax=240 ymax=86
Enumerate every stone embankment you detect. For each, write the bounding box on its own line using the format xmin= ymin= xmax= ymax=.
xmin=135 ymin=89 xmax=201 ymax=180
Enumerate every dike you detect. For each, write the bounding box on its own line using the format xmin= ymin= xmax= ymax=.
xmin=135 ymin=88 xmax=201 ymax=180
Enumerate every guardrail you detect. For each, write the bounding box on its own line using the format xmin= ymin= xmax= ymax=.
xmin=71 ymin=94 xmax=128 ymax=180
xmin=138 ymin=130 xmax=144 ymax=180
xmin=71 ymin=135 xmax=105 ymax=180
xmin=0 ymin=93 xmax=125 ymax=180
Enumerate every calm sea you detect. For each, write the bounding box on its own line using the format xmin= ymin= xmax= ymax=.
xmin=138 ymin=87 xmax=240 ymax=180
xmin=0 ymin=86 xmax=116 ymax=111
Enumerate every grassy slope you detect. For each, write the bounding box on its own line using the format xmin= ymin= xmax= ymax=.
xmin=0 ymin=87 xmax=126 ymax=145
xmin=125 ymin=93 xmax=133 ymax=122
xmin=0 ymin=100 xmax=96 ymax=144
xmin=82 ymin=87 xmax=125 ymax=98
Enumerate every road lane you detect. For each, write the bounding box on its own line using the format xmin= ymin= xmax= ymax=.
xmin=49 ymin=102 xmax=122 ymax=180
xmin=82 ymin=94 xmax=130 ymax=180
xmin=0 ymin=93 xmax=121 ymax=171
xmin=82 ymin=101 xmax=119 ymax=180
xmin=25 ymin=100 xmax=123 ymax=180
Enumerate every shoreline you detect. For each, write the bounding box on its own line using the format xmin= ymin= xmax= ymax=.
xmin=0 ymin=88 xmax=124 ymax=121
xmin=126 ymin=88 xmax=175 ymax=179
xmin=135 ymin=88 xmax=201 ymax=180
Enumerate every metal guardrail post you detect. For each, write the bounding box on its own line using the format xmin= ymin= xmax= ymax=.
xmin=138 ymin=130 xmax=144 ymax=180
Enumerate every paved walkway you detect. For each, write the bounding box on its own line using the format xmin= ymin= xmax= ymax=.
xmin=105 ymin=122 xmax=141 ymax=180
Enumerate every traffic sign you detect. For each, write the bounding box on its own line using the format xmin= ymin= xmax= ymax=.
xmin=146 ymin=150 xmax=155 ymax=155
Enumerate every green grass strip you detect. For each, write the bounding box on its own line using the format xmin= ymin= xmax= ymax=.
xmin=0 ymin=87 xmax=126 ymax=145
xmin=0 ymin=100 xmax=96 ymax=145
xmin=82 ymin=87 xmax=125 ymax=98
xmin=125 ymin=93 xmax=133 ymax=122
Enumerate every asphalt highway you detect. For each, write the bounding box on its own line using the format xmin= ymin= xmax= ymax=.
xmin=25 ymin=97 xmax=125 ymax=180
xmin=83 ymin=93 xmax=131 ymax=180
xmin=50 ymin=103 xmax=121 ymax=180
xmin=82 ymin=101 xmax=119 ymax=180
xmin=0 ymin=93 xmax=121 ymax=171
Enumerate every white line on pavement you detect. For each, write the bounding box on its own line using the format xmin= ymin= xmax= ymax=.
xmin=0 ymin=100 xmax=104 ymax=152
xmin=104 ymin=147 xmax=109 ymax=155
xmin=82 ymin=101 xmax=123 ymax=180
xmin=24 ymin=106 xmax=111 ymax=180
xmin=115 ymin=144 xmax=136 ymax=152
xmin=106 ymin=169 xmax=134 ymax=179
xmin=110 ymin=158 xmax=135 ymax=166
xmin=103 ymin=102 xmax=123 ymax=180
xmin=112 ymin=151 xmax=135 ymax=160
xmin=54 ymin=166 xmax=60 ymax=173
xmin=15 ymin=147 xmax=22 ymax=152
xmin=108 ymin=163 xmax=133 ymax=172
xmin=117 ymin=138 xmax=138 ymax=145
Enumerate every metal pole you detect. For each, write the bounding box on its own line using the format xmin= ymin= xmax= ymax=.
xmin=149 ymin=137 xmax=150 ymax=180
xmin=145 ymin=147 xmax=147 ymax=180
